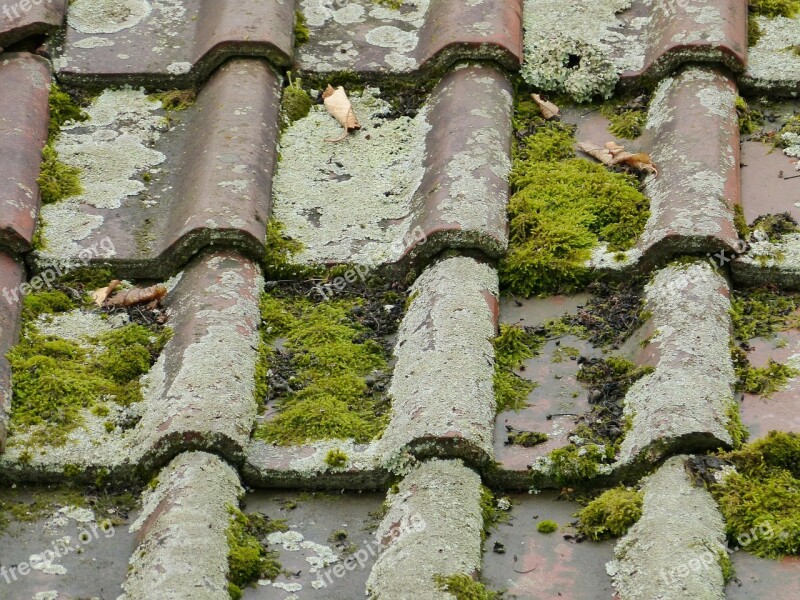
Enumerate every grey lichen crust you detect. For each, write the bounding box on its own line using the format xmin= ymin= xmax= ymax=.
xmin=608 ymin=456 xmax=727 ymax=600
xmin=375 ymin=256 xmax=498 ymax=463
xmin=273 ymin=88 xmax=430 ymax=266
xmin=638 ymin=68 xmax=737 ymax=251
xmin=742 ymin=15 xmax=800 ymax=93
xmin=732 ymin=233 xmax=800 ymax=288
xmin=122 ymin=452 xmax=243 ymax=600
xmin=521 ymin=0 xmax=644 ymax=101
xmin=617 ymin=261 xmax=734 ymax=467
xmin=366 ymin=459 xmax=483 ymax=599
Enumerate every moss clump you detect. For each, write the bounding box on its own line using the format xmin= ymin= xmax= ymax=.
xmin=374 ymin=0 xmax=403 ymax=8
xmin=750 ymin=212 xmax=799 ymax=242
xmin=280 ymin=76 xmax=313 ymax=127
xmin=38 ymin=144 xmax=83 ymax=204
xmin=537 ymin=519 xmax=559 ymax=533
xmin=226 ymin=507 xmax=287 ymax=598
xmin=726 ymin=400 xmax=750 ymax=450
xmin=718 ymin=548 xmax=735 ymax=583
xmin=777 ymin=115 xmax=800 ymax=147
xmin=501 ymin=96 xmax=649 ymax=297
xmin=733 ymin=204 xmax=750 ymax=239
xmin=151 ymin=89 xmax=196 ymax=111
xmin=576 ymin=487 xmax=643 ymax=541
xmin=749 ymin=0 xmax=800 ymax=18
xmin=8 ymin=322 xmax=171 ymax=445
xmin=433 ymin=574 xmax=499 ymax=600
xmin=709 ymin=431 xmax=800 ymax=557
xmin=263 ymin=218 xmax=318 ymax=280
xmin=47 ymin=84 xmax=88 ymax=139
xmin=736 ymin=96 xmax=764 ymax=135
xmin=21 ymin=289 xmax=76 ymax=321
xmin=293 ymin=10 xmax=310 ymax=45
xmin=254 ymin=295 xmax=391 ymax=445
xmin=731 ymin=288 xmax=800 ymax=341
xmin=479 ymin=486 xmax=510 ymax=542
xmin=324 ymin=448 xmax=349 ymax=468
xmin=492 ymin=324 xmax=544 ymax=413
xmin=544 ymin=443 xmax=611 ymax=487
xmin=733 ymin=348 xmax=799 ymax=396
xmin=508 ymin=431 xmax=549 ymax=447
xmin=748 ymin=15 xmax=763 ymax=46
xmin=600 ymin=99 xmax=648 ymax=140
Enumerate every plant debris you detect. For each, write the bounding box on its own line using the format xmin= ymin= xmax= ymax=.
xmin=323 ymin=85 xmax=361 ymax=143
xmin=579 ymin=141 xmax=658 ymax=175
xmin=531 ymin=93 xmax=560 ymax=120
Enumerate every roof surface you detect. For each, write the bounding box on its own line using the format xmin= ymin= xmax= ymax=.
xmin=1 ymin=0 xmax=800 ymax=599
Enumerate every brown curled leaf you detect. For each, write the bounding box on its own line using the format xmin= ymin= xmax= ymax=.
xmin=91 ymin=280 xmax=121 ymax=307
xmin=531 ymin=93 xmax=561 ymax=120
xmin=322 ymin=85 xmax=361 ymax=142
xmin=104 ymin=284 xmax=167 ymax=308
xmin=578 ymin=141 xmax=658 ymax=175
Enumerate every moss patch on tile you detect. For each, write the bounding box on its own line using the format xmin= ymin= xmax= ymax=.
xmin=749 ymin=0 xmax=800 ymax=18
xmin=37 ymin=84 xmax=87 ymax=205
xmin=293 ymin=9 xmax=310 ymax=46
xmin=7 ymin=270 xmax=171 ymax=447
xmin=150 ymin=89 xmax=196 ymax=111
xmin=507 ymin=430 xmax=549 ymax=447
xmin=600 ymin=93 xmax=650 ymax=140
xmin=479 ymin=486 xmax=510 ymax=543
xmin=254 ymin=275 xmax=407 ymax=445
xmin=500 ymin=95 xmax=649 ymax=297
xmin=537 ymin=519 xmax=559 ymax=533
xmin=576 ymin=486 xmax=643 ymax=541
xmin=280 ymin=76 xmax=313 ymax=128
xmin=702 ymin=431 xmax=800 ymax=557
xmin=226 ymin=506 xmax=287 ymax=599
xmin=731 ymin=288 xmax=800 ymax=340
xmin=736 ymin=96 xmax=765 ymax=135
xmin=434 ymin=573 xmax=500 ymax=600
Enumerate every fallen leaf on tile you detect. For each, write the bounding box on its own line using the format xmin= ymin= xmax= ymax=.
xmin=579 ymin=141 xmax=658 ymax=175
xmin=91 ymin=280 xmax=121 ymax=307
xmin=104 ymin=284 xmax=167 ymax=308
xmin=323 ymin=85 xmax=361 ymax=143
xmin=531 ymin=93 xmax=560 ymax=120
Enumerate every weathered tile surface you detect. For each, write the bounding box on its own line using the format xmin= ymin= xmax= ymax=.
xmin=0 ymin=52 xmax=50 ymax=253
xmin=295 ymin=0 xmax=522 ymax=76
xmin=0 ymin=252 xmax=25 ymax=453
xmin=56 ymin=0 xmax=294 ymax=87
xmin=37 ymin=59 xmax=281 ymax=278
xmin=0 ymin=0 xmax=66 ymax=48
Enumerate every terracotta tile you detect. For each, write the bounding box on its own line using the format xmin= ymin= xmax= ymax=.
xmin=295 ymin=0 xmax=522 ymax=76
xmin=56 ymin=0 xmax=293 ymax=87
xmin=0 ymin=0 xmax=66 ymax=48
xmin=36 ymin=58 xmax=280 ymax=278
xmin=0 ymin=52 xmax=50 ymax=253
xmin=0 ymin=252 xmax=25 ymax=453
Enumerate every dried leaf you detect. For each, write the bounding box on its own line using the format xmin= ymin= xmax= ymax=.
xmin=531 ymin=93 xmax=561 ymax=120
xmin=91 ymin=280 xmax=121 ymax=307
xmin=322 ymin=85 xmax=361 ymax=143
xmin=104 ymin=284 xmax=167 ymax=308
xmin=578 ymin=141 xmax=658 ymax=175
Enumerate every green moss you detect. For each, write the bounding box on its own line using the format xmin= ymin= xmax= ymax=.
xmin=552 ymin=345 xmax=580 ymax=363
xmin=263 ymin=218 xmax=319 ymax=280
xmin=731 ymin=288 xmax=800 ymax=341
xmin=736 ymin=96 xmax=764 ymax=135
xmin=47 ymin=84 xmax=88 ymax=139
xmin=374 ymin=0 xmax=403 ymax=8
xmin=293 ymin=10 xmax=310 ymax=45
xmin=777 ymin=115 xmax=800 ymax=146
xmin=537 ymin=519 xmax=559 ymax=533
xmin=8 ymin=294 xmax=171 ymax=446
xmin=601 ymin=104 xmax=647 ymax=139
xmin=749 ymin=0 xmax=800 ymax=18
xmin=38 ymin=143 xmax=83 ymax=204
xmin=254 ymin=296 xmax=391 ymax=445
xmin=718 ymin=548 xmax=735 ymax=583
xmin=280 ymin=75 xmax=313 ymax=127
xmin=748 ymin=15 xmax=763 ymax=46
xmin=544 ymin=444 xmax=610 ymax=487
xmin=226 ymin=506 xmax=287 ymax=597
xmin=150 ymin=89 xmax=196 ymax=111
xmin=492 ymin=324 xmax=544 ymax=413
xmin=324 ymin=448 xmax=349 ymax=468
xmin=733 ymin=204 xmax=750 ymax=239
xmin=508 ymin=431 xmax=549 ymax=447
xmin=576 ymin=487 xmax=643 ymax=541
xmin=710 ymin=431 xmax=800 ymax=557
xmin=734 ymin=352 xmax=799 ymax=396
xmin=726 ymin=400 xmax=750 ymax=450
xmin=479 ymin=486 xmax=510 ymax=542
xmin=434 ymin=574 xmax=499 ymax=600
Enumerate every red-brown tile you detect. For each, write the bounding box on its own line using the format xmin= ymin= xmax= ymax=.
xmin=0 ymin=0 xmax=65 ymax=48
xmin=0 ymin=251 xmax=25 ymax=453
xmin=0 ymin=52 xmax=50 ymax=253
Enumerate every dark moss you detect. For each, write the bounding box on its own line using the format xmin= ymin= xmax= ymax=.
xmin=150 ymin=89 xmax=196 ymax=111
xmin=733 ymin=204 xmax=750 ymax=239
xmin=748 ymin=15 xmax=763 ymax=46
xmin=479 ymin=486 xmax=510 ymax=543
xmin=293 ymin=10 xmax=310 ymax=46
xmin=280 ymin=76 xmax=313 ymax=127
xmin=507 ymin=430 xmax=549 ymax=447
xmin=750 ymin=212 xmax=799 ymax=242
xmin=736 ymin=96 xmax=764 ymax=135
xmin=749 ymin=0 xmax=800 ymax=18
xmin=730 ymin=287 xmax=800 ymax=341
xmin=561 ymin=281 xmax=647 ymax=348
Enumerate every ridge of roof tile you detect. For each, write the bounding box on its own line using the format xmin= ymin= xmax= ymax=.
xmin=0 ymin=0 xmax=66 ymax=49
